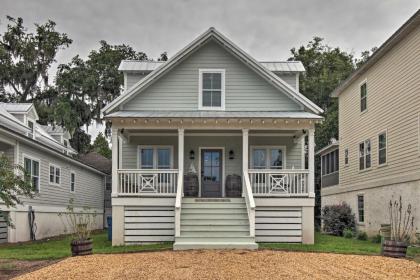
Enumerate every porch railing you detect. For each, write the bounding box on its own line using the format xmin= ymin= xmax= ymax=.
xmin=117 ymin=169 xmax=178 ymax=196
xmin=248 ymin=169 xmax=309 ymax=196
xmin=243 ymin=170 xmax=256 ymax=237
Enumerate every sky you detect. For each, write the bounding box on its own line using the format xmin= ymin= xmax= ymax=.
xmin=1 ymin=0 xmax=419 ymax=139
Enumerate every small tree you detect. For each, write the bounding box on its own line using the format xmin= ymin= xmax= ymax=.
xmin=92 ymin=132 xmax=111 ymax=159
xmin=322 ymin=203 xmax=356 ymax=236
xmin=389 ymin=196 xmax=415 ymax=243
xmin=0 ymin=154 xmax=33 ymax=226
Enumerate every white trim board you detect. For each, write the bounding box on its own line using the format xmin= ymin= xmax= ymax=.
xmin=198 ymin=69 xmax=226 ymax=111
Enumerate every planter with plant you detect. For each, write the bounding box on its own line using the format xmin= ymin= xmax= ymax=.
xmin=382 ymin=196 xmax=415 ymax=258
xmin=58 ymin=199 xmax=97 ymax=256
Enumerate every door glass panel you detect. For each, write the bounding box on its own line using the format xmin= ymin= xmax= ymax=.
xmin=252 ymin=149 xmax=266 ymax=169
xmin=211 ymin=166 xmax=220 ymax=182
xmin=270 ymin=149 xmax=283 ymax=169
xmin=211 ymin=151 xmax=220 ymax=166
xmin=140 ymin=148 xmax=153 ymax=169
xmin=203 ymin=152 xmax=212 ymax=167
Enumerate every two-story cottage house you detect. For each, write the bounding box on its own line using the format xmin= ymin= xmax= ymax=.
xmin=102 ymin=28 xmax=323 ymax=249
xmin=321 ymin=10 xmax=420 ymax=235
xmin=0 ymin=103 xmax=106 ymax=243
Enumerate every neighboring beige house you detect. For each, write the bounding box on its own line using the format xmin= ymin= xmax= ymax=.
xmin=0 ymin=103 xmax=106 ymax=243
xmin=102 ymin=27 xmax=324 ymax=249
xmin=321 ymin=10 xmax=420 ymax=235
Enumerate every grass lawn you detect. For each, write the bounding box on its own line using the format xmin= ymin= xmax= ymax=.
xmin=0 ymin=230 xmax=419 ymax=262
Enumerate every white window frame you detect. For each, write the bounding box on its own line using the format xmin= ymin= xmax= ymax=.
xmin=250 ymin=146 xmax=287 ymax=169
xmin=359 ymin=139 xmax=371 ymax=171
xmin=378 ymin=130 xmax=388 ymax=167
xmin=23 ymin=154 xmax=40 ymax=193
xmin=137 ymin=145 xmax=174 ymax=169
xmin=198 ymin=69 xmax=225 ymax=111
xmin=357 ymin=194 xmax=365 ymax=224
xmin=70 ymin=171 xmax=76 ymax=193
xmin=27 ymin=119 xmax=35 ymax=139
xmin=344 ymin=148 xmax=349 ymax=166
xmin=49 ymin=163 xmax=61 ymax=186
xmin=360 ymin=79 xmax=367 ymax=113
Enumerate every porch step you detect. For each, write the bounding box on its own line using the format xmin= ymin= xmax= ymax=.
xmin=175 ymin=196 xmax=257 ymax=250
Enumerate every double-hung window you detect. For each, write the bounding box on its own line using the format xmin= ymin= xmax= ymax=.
xmin=344 ymin=148 xmax=349 ymax=166
xmin=199 ymin=69 xmax=225 ymax=110
xmin=24 ymin=156 xmax=40 ymax=192
xmin=49 ymin=164 xmax=61 ymax=185
xmin=378 ymin=132 xmax=387 ymax=165
xmin=357 ymin=195 xmax=365 ymax=223
xmin=138 ymin=146 xmax=173 ymax=169
xmin=70 ymin=172 xmax=76 ymax=192
xmin=360 ymin=82 xmax=367 ymax=112
xmin=251 ymin=147 xmax=285 ymax=169
xmin=359 ymin=139 xmax=371 ymax=170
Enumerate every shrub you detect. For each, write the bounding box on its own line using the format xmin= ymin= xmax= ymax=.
xmin=371 ymin=234 xmax=382 ymax=243
xmin=389 ymin=196 xmax=415 ymax=243
xmin=343 ymin=228 xmax=354 ymax=239
xmin=356 ymin=231 xmax=368 ymax=241
xmin=322 ymin=203 xmax=356 ymax=236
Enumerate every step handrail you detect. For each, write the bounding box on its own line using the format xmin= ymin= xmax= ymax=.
xmin=243 ymin=170 xmax=256 ymax=237
xmin=175 ymin=170 xmax=183 ymax=237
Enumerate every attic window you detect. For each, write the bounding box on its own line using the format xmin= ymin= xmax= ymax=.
xmin=199 ymin=69 xmax=225 ymax=110
xmin=28 ymin=120 xmax=34 ymax=139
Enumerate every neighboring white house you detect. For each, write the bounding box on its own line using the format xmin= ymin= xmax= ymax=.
xmin=322 ymin=10 xmax=420 ymax=235
xmin=0 ymin=103 xmax=106 ymax=243
xmin=102 ymin=28 xmax=323 ymax=249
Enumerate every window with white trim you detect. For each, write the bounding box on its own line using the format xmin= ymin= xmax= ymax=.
xmin=378 ymin=132 xmax=387 ymax=165
xmin=251 ymin=147 xmax=285 ymax=169
xmin=138 ymin=146 xmax=173 ymax=169
xmin=24 ymin=157 xmax=40 ymax=192
xmin=360 ymin=82 xmax=367 ymax=112
xmin=199 ymin=69 xmax=225 ymax=110
xmin=344 ymin=148 xmax=349 ymax=166
xmin=70 ymin=172 xmax=75 ymax=192
xmin=357 ymin=195 xmax=365 ymax=223
xmin=359 ymin=139 xmax=371 ymax=170
xmin=28 ymin=120 xmax=34 ymax=139
xmin=49 ymin=164 xmax=61 ymax=185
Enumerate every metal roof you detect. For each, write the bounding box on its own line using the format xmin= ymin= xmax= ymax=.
xmin=331 ymin=9 xmax=420 ymax=97
xmin=40 ymin=124 xmax=66 ymax=134
xmin=118 ymin=60 xmax=305 ymax=73
xmin=0 ymin=104 xmax=30 ymax=133
xmin=1 ymin=103 xmax=33 ymax=112
xmin=315 ymin=141 xmax=339 ymax=155
xmin=260 ymin=61 xmax=305 ymax=72
xmin=105 ymin=110 xmax=322 ymax=119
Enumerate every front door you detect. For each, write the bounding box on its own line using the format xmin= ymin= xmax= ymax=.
xmin=201 ymin=149 xmax=223 ymax=197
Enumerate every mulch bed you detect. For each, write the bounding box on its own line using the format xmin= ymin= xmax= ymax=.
xmin=13 ymin=250 xmax=420 ymax=280
xmin=0 ymin=259 xmax=57 ymax=280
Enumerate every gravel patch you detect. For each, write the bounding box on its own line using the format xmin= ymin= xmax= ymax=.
xmin=15 ymin=250 xmax=420 ymax=280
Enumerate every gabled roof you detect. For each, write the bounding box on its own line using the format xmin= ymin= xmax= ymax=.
xmin=119 ymin=60 xmax=306 ymax=74
xmin=2 ymin=103 xmax=39 ymax=120
xmin=331 ymin=9 xmax=420 ymax=97
xmin=0 ymin=103 xmax=30 ymax=134
xmin=78 ymin=152 xmax=111 ymax=174
xmin=103 ymin=28 xmax=323 ymax=115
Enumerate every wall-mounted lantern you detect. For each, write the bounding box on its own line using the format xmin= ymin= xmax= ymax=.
xmin=189 ymin=150 xmax=195 ymax=160
xmin=229 ymin=150 xmax=235 ymax=160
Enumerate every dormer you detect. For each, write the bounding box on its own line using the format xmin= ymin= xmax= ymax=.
xmin=118 ymin=60 xmax=305 ymax=93
xmin=41 ymin=125 xmax=75 ymax=155
xmin=1 ymin=103 xmax=39 ymax=138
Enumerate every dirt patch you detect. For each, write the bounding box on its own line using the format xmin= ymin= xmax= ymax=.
xmin=14 ymin=250 xmax=420 ymax=280
xmin=0 ymin=259 xmax=57 ymax=280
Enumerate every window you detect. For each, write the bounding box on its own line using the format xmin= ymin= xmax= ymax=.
xmin=24 ymin=156 xmax=40 ymax=192
xmin=378 ymin=132 xmax=387 ymax=165
xmin=357 ymin=195 xmax=365 ymax=223
xmin=321 ymin=149 xmax=339 ymax=175
xmin=199 ymin=69 xmax=225 ymax=110
xmin=28 ymin=120 xmax=34 ymax=139
xmin=70 ymin=172 xmax=75 ymax=192
xmin=138 ymin=146 xmax=173 ymax=169
xmin=359 ymin=139 xmax=371 ymax=170
xmin=49 ymin=164 xmax=61 ymax=185
xmin=251 ymin=147 xmax=285 ymax=169
xmin=360 ymin=82 xmax=367 ymax=112
xmin=344 ymin=148 xmax=349 ymax=166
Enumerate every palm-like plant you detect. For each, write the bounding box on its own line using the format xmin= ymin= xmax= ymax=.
xmin=389 ymin=196 xmax=415 ymax=243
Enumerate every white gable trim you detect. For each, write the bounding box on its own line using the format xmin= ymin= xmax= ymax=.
xmin=102 ymin=28 xmax=323 ymax=115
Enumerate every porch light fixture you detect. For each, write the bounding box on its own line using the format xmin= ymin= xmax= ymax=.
xmin=189 ymin=150 xmax=195 ymax=160
xmin=229 ymin=150 xmax=235 ymax=160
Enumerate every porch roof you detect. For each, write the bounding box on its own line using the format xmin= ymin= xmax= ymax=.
xmin=105 ymin=110 xmax=323 ymax=119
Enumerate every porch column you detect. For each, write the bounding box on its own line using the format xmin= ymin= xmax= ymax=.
xmin=178 ymin=128 xmax=184 ymax=196
xmin=308 ymin=128 xmax=315 ymax=197
xmin=242 ymin=129 xmax=249 ymax=196
xmin=111 ymin=127 xmax=119 ymax=196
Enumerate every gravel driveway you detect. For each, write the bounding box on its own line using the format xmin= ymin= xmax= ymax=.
xmin=15 ymin=250 xmax=420 ymax=280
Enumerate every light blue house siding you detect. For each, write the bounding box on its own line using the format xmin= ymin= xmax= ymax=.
xmin=122 ymin=41 xmax=302 ymax=112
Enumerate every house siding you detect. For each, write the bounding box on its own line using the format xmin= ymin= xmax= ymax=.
xmin=19 ymin=143 xmax=104 ymax=209
xmin=276 ymin=73 xmax=297 ymax=90
xmin=126 ymin=73 xmax=148 ymax=91
xmin=122 ymin=41 xmax=302 ymax=112
xmin=338 ymin=24 xmax=420 ymax=189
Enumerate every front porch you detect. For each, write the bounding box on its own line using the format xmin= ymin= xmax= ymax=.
xmin=110 ymin=118 xmax=316 ymax=248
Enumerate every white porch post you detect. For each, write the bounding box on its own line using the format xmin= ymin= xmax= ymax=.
xmin=242 ymin=129 xmax=249 ymax=196
xmin=308 ymin=128 xmax=315 ymax=197
xmin=111 ymin=127 xmax=119 ymax=196
xmin=178 ymin=128 xmax=184 ymax=196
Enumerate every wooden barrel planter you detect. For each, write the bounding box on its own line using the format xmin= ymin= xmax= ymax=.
xmin=382 ymin=240 xmax=408 ymax=258
xmin=184 ymin=174 xmax=198 ymax=197
xmin=71 ymin=239 xmax=93 ymax=256
xmin=226 ymin=175 xmax=242 ymax=197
